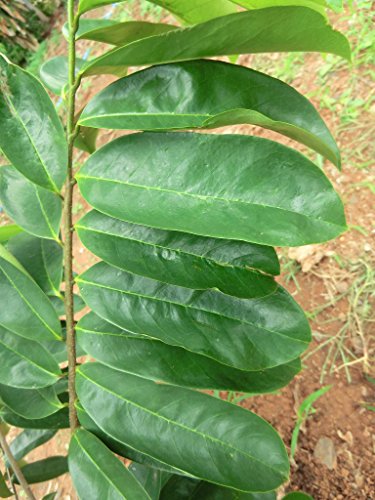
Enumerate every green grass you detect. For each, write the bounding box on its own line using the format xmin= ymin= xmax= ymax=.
xmin=290 ymin=385 xmax=331 ymax=459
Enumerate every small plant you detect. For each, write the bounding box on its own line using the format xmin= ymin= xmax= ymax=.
xmin=0 ymin=0 xmax=350 ymax=498
xmin=290 ymin=386 xmax=331 ymax=460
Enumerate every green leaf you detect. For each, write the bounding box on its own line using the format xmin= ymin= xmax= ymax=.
xmin=76 ymin=132 xmax=346 ymax=247
xmin=41 ymin=334 xmax=86 ymax=364
xmin=81 ymin=8 xmax=350 ymax=77
xmin=69 ymin=429 xmax=151 ymax=500
xmin=78 ymin=0 xmax=237 ymax=22
xmin=9 ymin=429 xmax=56 ymax=461
xmin=0 ymin=55 xmax=67 ymax=192
xmin=0 ymin=224 xmax=23 ymax=244
xmin=49 ymin=293 xmax=86 ymax=317
xmin=231 ymin=0 xmax=326 ymax=16
xmin=0 ymin=326 xmax=61 ymax=389
xmin=1 ymin=406 xmax=69 ymax=429
xmin=39 ymin=56 xmax=86 ymax=96
xmin=0 ymin=244 xmax=62 ymax=341
xmin=77 ymin=312 xmax=301 ymax=392
xmin=79 ymin=60 xmax=340 ymax=166
xmin=71 ymin=19 xmax=178 ymax=46
xmin=76 ymin=210 xmax=278 ymax=299
xmin=0 ymin=473 xmax=12 ymax=498
xmin=129 ymin=463 xmax=170 ymax=500
xmin=76 ymin=402 xmax=179 ymax=473
xmin=77 ymin=263 xmax=310 ymax=371
xmin=150 ymin=0 xmax=238 ymax=23
xmin=77 ymin=363 xmax=289 ymax=492
xmin=7 ymin=233 xmax=63 ymax=296
xmin=13 ymin=457 xmax=68 ymax=484
xmin=161 ymin=475 xmax=277 ymax=499
xmin=0 ymin=166 xmax=62 ymax=241
xmin=0 ymin=384 xmax=63 ymax=419
xmin=74 ymin=125 xmax=98 ymax=154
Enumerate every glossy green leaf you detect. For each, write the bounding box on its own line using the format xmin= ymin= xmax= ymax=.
xmin=77 ymin=363 xmax=289 ymax=492
xmin=0 ymin=326 xmax=61 ymax=389
xmin=69 ymin=429 xmax=151 ymax=500
xmin=9 ymin=429 xmax=56 ymax=461
xmin=76 ymin=210 xmax=278 ymax=299
xmin=75 ymin=124 xmax=99 ymax=154
xmin=0 ymin=473 xmax=12 ymax=498
xmin=7 ymin=233 xmax=63 ymax=296
xmin=78 ymin=0 xmax=237 ymax=22
xmin=232 ymin=0 xmax=342 ymax=12
xmin=0 ymin=55 xmax=67 ymax=192
xmin=0 ymin=166 xmax=62 ymax=241
xmin=231 ymin=0 xmax=326 ymax=15
xmin=0 ymin=384 xmax=63 ymax=419
xmin=161 ymin=475 xmax=276 ymax=499
xmin=0 ymin=224 xmax=22 ymax=244
xmin=0 ymin=406 xmax=69 ymax=429
xmin=14 ymin=457 xmax=68 ymax=484
xmin=63 ymin=18 xmax=116 ymax=39
xmin=72 ymin=19 xmax=178 ymax=46
xmin=40 ymin=56 xmax=86 ymax=96
xmin=77 ymin=263 xmax=310 ymax=371
xmin=151 ymin=0 xmax=238 ymax=23
xmin=130 ymin=463 xmax=170 ymax=500
xmin=0 ymin=244 xmax=62 ymax=340
xmin=79 ymin=60 xmax=339 ymax=166
xmin=77 ymin=312 xmax=301 ymax=391
xmin=49 ymin=294 xmax=86 ymax=317
xmin=81 ymin=8 xmax=350 ymax=77
xmin=76 ymin=402 xmax=179 ymax=473
xmin=41 ymin=333 xmax=86 ymax=364
xmin=77 ymin=132 xmax=346 ymax=247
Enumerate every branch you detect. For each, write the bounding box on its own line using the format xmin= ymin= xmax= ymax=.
xmin=64 ymin=0 xmax=80 ymax=433
xmin=0 ymin=427 xmax=35 ymax=500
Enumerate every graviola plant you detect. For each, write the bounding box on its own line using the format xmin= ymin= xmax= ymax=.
xmin=0 ymin=0 xmax=350 ymax=498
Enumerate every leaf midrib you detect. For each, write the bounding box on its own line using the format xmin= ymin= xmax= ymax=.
xmin=0 ymin=336 xmax=59 ymax=383
xmin=0 ymin=262 xmax=61 ymax=340
xmin=3 ymin=86 xmax=58 ymax=193
xmin=73 ymin=433 xmax=135 ymax=499
xmin=75 ymin=223 xmax=268 ymax=276
xmin=78 ymin=369 xmax=288 ymax=481
xmin=34 ymin=186 xmax=59 ymax=241
xmin=77 ymin=277 xmax=309 ymax=347
xmin=76 ymin=174 xmax=344 ymax=229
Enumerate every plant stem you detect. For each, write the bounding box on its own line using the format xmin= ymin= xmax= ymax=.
xmin=64 ymin=0 xmax=80 ymax=433
xmin=0 ymin=428 xmax=35 ymax=500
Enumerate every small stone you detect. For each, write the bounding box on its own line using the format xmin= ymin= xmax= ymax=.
xmin=364 ymin=243 xmax=372 ymax=252
xmin=355 ymin=473 xmax=364 ymax=488
xmin=337 ymin=429 xmax=354 ymax=446
xmin=314 ymin=437 xmax=337 ymax=470
xmin=336 ymin=281 xmax=349 ymax=293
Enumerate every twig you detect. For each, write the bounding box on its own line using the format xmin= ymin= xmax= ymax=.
xmin=0 ymin=428 xmax=35 ymax=500
xmin=63 ymin=0 xmax=80 ymax=433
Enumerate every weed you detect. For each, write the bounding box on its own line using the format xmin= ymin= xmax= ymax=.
xmin=290 ymin=385 xmax=331 ymax=459
xmin=304 ymin=254 xmax=375 ymax=382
